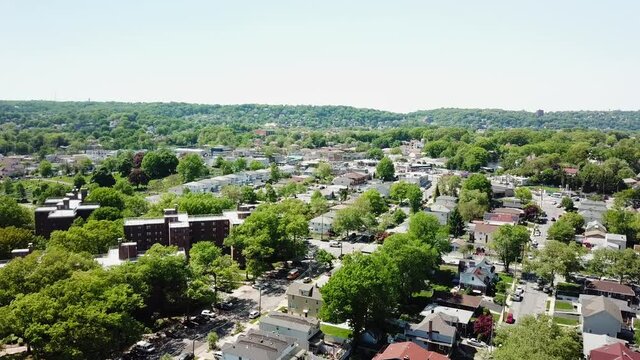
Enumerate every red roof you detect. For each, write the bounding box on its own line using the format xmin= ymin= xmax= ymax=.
xmin=590 ymin=342 xmax=640 ymax=360
xmin=563 ymin=167 xmax=579 ymax=175
xmin=435 ymin=293 xmax=482 ymax=310
xmin=474 ymin=223 xmax=499 ymax=234
xmin=373 ymin=342 xmax=449 ymax=360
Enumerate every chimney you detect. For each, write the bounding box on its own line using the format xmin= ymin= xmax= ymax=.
xmin=428 ymin=320 xmax=433 ymax=334
xmin=63 ymin=197 xmax=70 ymax=209
xmin=80 ymin=188 xmax=88 ymax=200
xmin=27 ymin=243 xmax=34 ymax=253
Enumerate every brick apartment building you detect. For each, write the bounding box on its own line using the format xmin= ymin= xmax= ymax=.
xmin=123 ymin=208 xmax=232 ymax=252
xmin=35 ymin=188 xmax=100 ymax=238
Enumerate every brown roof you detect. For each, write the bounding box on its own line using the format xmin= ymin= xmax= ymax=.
xmin=474 ymin=223 xmax=499 ymax=234
xmin=373 ymin=342 xmax=449 ymax=360
xmin=484 ymin=213 xmax=519 ymax=223
xmin=590 ymin=342 xmax=640 ymax=360
xmin=345 ymin=172 xmax=368 ymax=180
xmin=493 ymin=208 xmax=524 ymax=215
xmin=587 ymin=280 xmax=636 ymax=297
xmin=564 ymin=167 xmax=579 ymax=175
xmin=435 ymin=292 xmax=482 ymax=310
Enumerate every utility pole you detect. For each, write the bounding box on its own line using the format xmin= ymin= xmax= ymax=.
xmin=259 ymin=286 xmax=262 ymax=313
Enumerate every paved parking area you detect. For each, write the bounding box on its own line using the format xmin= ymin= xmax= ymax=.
xmin=508 ymin=279 xmax=548 ymax=321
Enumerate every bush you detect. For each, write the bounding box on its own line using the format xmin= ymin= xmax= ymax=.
xmin=207 ymin=331 xmax=219 ymax=350
xmin=494 ymin=293 xmax=506 ymax=305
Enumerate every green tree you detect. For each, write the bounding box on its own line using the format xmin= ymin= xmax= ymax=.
xmin=588 ymin=248 xmax=640 ymax=284
xmin=367 ymin=147 xmax=384 ymax=160
xmin=315 ymin=249 xmax=336 ymax=269
xmin=408 ymin=212 xmax=449 ymax=254
xmin=390 ymin=182 xmax=422 ymax=213
xmin=526 ymin=241 xmax=583 ymax=285
xmin=189 ymin=241 xmax=242 ymax=295
xmin=248 ymin=160 xmax=266 ymax=170
xmin=560 ymin=196 xmax=575 ymax=211
xmin=86 ymin=187 xmax=125 ymax=210
xmin=462 ymin=173 xmax=492 ymax=201
xmin=177 ymin=154 xmax=208 ymax=182
xmin=0 ymin=226 xmax=39 ymax=260
xmin=309 ymin=190 xmax=329 ymax=217
xmin=141 ymin=149 xmax=179 ymax=179
xmin=174 ymin=193 xmax=235 ymax=215
xmin=458 ymin=189 xmax=490 ymax=221
xmin=514 ymin=187 xmax=532 ymax=204
xmin=49 ymin=220 xmax=124 ymax=254
xmin=38 ymin=160 xmax=54 ymax=177
xmin=115 ymin=150 xmax=134 ymax=177
xmin=493 ymin=315 xmax=581 ymax=360
xmin=90 ymin=167 xmax=116 ymax=187
xmin=0 ymin=195 xmax=33 ymax=229
xmin=73 ymin=173 xmax=86 ymax=188
xmin=603 ymin=209 xmax=640 ymax=245
xmin=269 ymin=163 xmax=281 ymax=182
xmin=264 ymin=184 xmax=278 ymax=202
xmin=490 ymin=225 xmax=530 ymax=272
xmin=234 ymin=157 xmax=247 ymax=172
xmin=207 ymin=331 xmax=219 ymax=350
xmin=314 ymin=162 xmax=333 ymax=182
xmin=376 ymin=156 xmax=395 ymax=181
xmin=547 ymin=220 xmax=576 ymax=243
xmin=357 ymin=189 xmax=388 ymax=216
xmin=448 ymin=207 xmax=465 ymax=237
xmin=561 ymin=212 xmax=585 ymax=233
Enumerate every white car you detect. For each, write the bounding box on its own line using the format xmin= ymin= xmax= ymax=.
xmin=249 ymin=310 xmax=260 ymax=319
xmin=512 ymin=293 xmax=523 ymax=302
xmin=466 ymin=338 xmax=487 ymax=348
xmin=134 ymin=340 xmax=156 ymax=354
xmin=515 ymin=286 xmax=524 ymax=295
xmin=201 ymin=309 xmax=215 ymax=318
xmin=329 ymin=240 xmax=341 ymax=247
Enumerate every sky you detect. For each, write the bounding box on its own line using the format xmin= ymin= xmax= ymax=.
xmin=1 ymin=0 xmax=639 ymax=113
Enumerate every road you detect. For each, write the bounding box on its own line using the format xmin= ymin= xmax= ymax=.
xmin=307 ymin=238 xmax=378 ymax=258
xmin=531 ymin=190 xmax=565 ymax=248
xmin=508 ymin=279 xmax=548 ymax=321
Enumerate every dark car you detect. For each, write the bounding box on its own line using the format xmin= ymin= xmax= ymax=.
xmin=177 ymin=353 xmax=195 ymax=360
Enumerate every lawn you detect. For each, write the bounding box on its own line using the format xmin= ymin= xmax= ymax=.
xmin=552 ymin=316 xmax=579 ymax=326
xmin=498 ymin=273 xmax=514 ymax=285
xmin=554 ymin=300 xmax=575 ymax=311
xmin=321 ymin=324 xmax=352 ymax=339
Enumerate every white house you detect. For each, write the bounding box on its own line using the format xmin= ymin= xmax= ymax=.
xmin=309 ymin=211 xmax=337 ymax=234
xmin=581 ymin=296 xmax=623 ymax=337
xmin=425 ymin=204 xmax=451 ymax=225
xmin=259 ymin=312 xmax=320 ymax=350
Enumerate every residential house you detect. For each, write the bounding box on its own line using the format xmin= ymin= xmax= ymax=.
xmin=586 ymin=220 xmax=607 ymax=233
xmin=373 ymin=342 xmax=449 ymax=360
xmin=492 ymin=207 xmax=524 ymax=218
xmin=286 ymin=282 xmax=323 ymax=318
xmin=420 ymin=305 xmax=475 ymax=335
xmin=458 ymin=258 xmax=497 ymax=294
xmin=582 ymin=333 xmax=627 ymax=359
xmin=580 ymin=294 xmax=636 ymax=324
xmin=491 ymin=184 xmax=515 ymax=198
xmin=605 ymin=234 xmax=627 ymax=250
xmin=472 ymin=223 xmax=499 ymax=245
xmin=404 ymin=312 xmax=457 ymax=355
xmin=581 ymin=296 xmax=623 ymax=337
xmin=308 ymin=211 xmax=337 ymax=235
xmin=585 ymin=280 xmax=636 ymax=303
xmin=434 ymin=196 xmax=457 ymax=210
xmin=589 ymin=342 xmax=640 ymax=360
xmin=434 ymin=293 xmax=483 ymax=313
xmin=500 ymin=198 xmax=523 ymax=209
xmin=482 ymin=212 xmax=519 ymax=226
xmin=580 ymin=209 xmax=607 ymax=224
xmin=259 ymin=312 xmax=320 ymax=351
xmin=425 ymin=204 xmax=452 ymax=225
xmin=220 ymin=329 xmax=302 ymax=360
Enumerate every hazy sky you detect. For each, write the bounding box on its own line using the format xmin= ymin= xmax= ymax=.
xmin=1 ymin=0 xmax=638 ymax=112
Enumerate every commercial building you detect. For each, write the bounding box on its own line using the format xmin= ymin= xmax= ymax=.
xmin=35 ymin=188 xmax=100 ymax=238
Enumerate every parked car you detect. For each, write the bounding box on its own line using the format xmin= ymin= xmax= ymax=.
xmin=302 ymin=276 xmax=312 ymax=283
xmin=252 ymin=282 xmax=267 ymax=290
xmin=512 ymin=293 xmax=523 ymax=302
xmin=550 ymin=217 xmax=556 ymax=222
xmin=543 ymin=284 xmax=553 ymax=294
xmin=506 ymin=313 xmax=516 ymax=324
xmin=329 ymin=240 xmax=341 ymax=247
xmin=466 ymin=338 xmax=487 ymax=348
xmin=213 ymin=351 xmax=223 ymax=359
xmin=515 ymin=286 xmax=524 ymax=295
xmin=216 ymin=299 xmax=235 ymax=310
xmin=287 ymin=269 xmax=301 ymax=280
xmin=177 ymin=353 xmax=195 ymax=360
xmin=249 ymin=310 xmax=260 ymax=319
xmin=133 ymin=340 xmax=156 ymax=354
xmin=201 ymin=309 xmax=216 ymax=318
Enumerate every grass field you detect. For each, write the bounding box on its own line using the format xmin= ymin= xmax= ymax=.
xmin=321 ymin=324 xmax=353 ymax=339
xmin=553 ymin=316 xmax=579 ymax=326
xmin=554 ymin=300 xmax=575 ymax=311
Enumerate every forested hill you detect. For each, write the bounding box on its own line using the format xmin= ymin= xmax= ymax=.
xmin=1 ymin=100 xmax=639 ymax=130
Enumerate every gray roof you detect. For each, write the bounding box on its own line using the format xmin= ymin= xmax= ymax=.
xmin=411 ymin=312 xmax=456 ymax=337
xmin=260 ymin=312 xmax=319 ymax=333
xmin=579 ymin=294 xmax=635 ymax=314
xmin=286 ymin=282 xmax=323 ymax=301
xmin=221 ymin=329 xmax=296 ymax=360
xmin=581 ymin=296 xmax=623 ymax=323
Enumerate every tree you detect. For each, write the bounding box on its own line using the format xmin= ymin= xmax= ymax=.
xmin=514 ymin=187 xmax=532 ymax=204
xmin=264 ymin=184 xmax=278 ymax=202
xmin=526 ymin=241 xmax=583 ymax=285
xmin=462 ymin=174 xmax=492 ymax=201
xmin=0 ymin=226 xmax=39 ymax=260
xmin=547 ymin=220 xmax=576 ymax=243
xmin=0 ymin=195 xmax=33 ymax=229
xmin=141 ymin=149 xmax=179 ymax=179
xmin=115 ymin=150 xmax=134 ymax=177
xmin=234 ymin=157 xmax=247 ymax=172
xmin=390 ymin=182 xmax=422 ymax=213
xmin=320 ymin=253 xmax=398 ymax=346
xmin=588 ymin=248 xmax=640 ymax=284
xmin=90 ymin=167 xmax=116 ymax=187
xmin=458 ymin=189 xmax=490 ymax=221
xmin=474 ymin=310 xmax=494 ymax=342
xmin=189 ymin=241 xmax=242 ymax=295
xmin=88 ymin=206 xmax=122 ymax=221
xmin=49 ymin=220 xmax=124 ymax=254
xmin=560 ymin=196 xmax=575 ymax=211
xmin=603 ymin=209 xmax=640 ymax=246
xmin=333 ymin=205 xmax=374 ymax=236
xmin=309 ymin=190 xmax=329 ymax=217
xmin=367 ymin=147 xmax=384 ymax=160
xmin=490 ymin=225 xmax=530 ymax=272
xmin=38 ymin=160 xmax=54 ymax=177
xmin=448 ymin=207 xmax=465 ymax=237
xmin=177 ymin=154 xmax=207 ymax=182
xmin=269 ymin=163 xmax=281 ymax=183
xmin=15 ymin=182 xmax=26 ymax=200
xmin=248 ymin=160 xmax=266 ymax=171
xmin=73 ymin=173 xmax=86 ymax=188
xmin=315 ymin=249 xmax=335 ymax=269
xmin=408 ymin=212 xmax=449 ymax=254
xmin=493 ymin=315 xmax=581 ymax=360
xmin=561 ymin=212 xmax=585 ymax=233
xmin=207 ymin=331 xmax=219 ymax=350
xmin=313 ymin=162 xmax=333 ymax=182
xmin=114 ymin=178 xmax=134 ymax=195
xmin=376 ymin=156 xmax=395 ymax=181
xmin=128 ymin=168 xmax=149 ymax=188
xmin=358 ymin=189 xmax=388 ymax=215
xmin=522 ymin=203 xmax=542 ymax=221
xmin=86 ymin=187 xmax=125 ymax=210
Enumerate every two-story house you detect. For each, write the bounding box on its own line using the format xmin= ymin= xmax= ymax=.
xmin=286 ymin=282 xmax=323 ymax=318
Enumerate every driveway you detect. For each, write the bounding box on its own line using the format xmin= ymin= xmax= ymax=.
xmin=508 ymin=280 xmax=547 ymax=321
xmin=531 ymin=191 xmax=565 ymax=248
xmin=307 ymin=239 xmax=378 ymax=258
